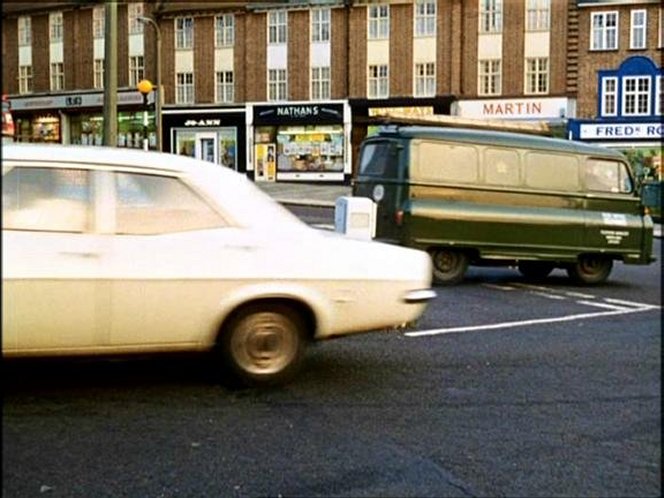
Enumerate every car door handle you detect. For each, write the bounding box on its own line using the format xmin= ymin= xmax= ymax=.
xmin=59 ymin=251 xmax=100 ymax=259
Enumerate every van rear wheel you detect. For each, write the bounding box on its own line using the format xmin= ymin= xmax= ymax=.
xmin=518 ymin=261 xmax=554 ymax=280
xmin=566 ymin=255 xmax=613 ymax=285
xmin=430 ymin=249 xmax=468 ymax=285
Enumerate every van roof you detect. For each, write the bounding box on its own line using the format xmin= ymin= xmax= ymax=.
xmin=371 ymin=126 xmax=626 ymax=159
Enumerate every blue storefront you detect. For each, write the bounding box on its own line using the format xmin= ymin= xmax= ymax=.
xmin=568 ymin=56 xmax=662 ymax=181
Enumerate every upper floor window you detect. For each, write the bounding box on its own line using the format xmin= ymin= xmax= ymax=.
xmin=480 ymin=0 xmax=502 ymax=34
xmin=175 ymin=17 xmax=193 ymax=49
xmin=50 ymin=12 xmax=63 ymax=42
xmin=368 ymin=64 xmax=389 ymax=98
xmin=268 ymin=68 xmax=287 ymax=101
xmin=19 ymin=65 xmax=33 ymax=94
xmin=479 ymin=59 xmax=501 ymax=96
xmin=176 ymin=72 xmax=195 ymax=104
xmin=129 ymin=56 xmax=144 ymax=88
xmin=50 ymin=62 xmax=65 ymax=91
xmin=414 ymin=0 xmax=436 ymax=37
xmin=623 ymin=76 xmax=650 ymax=116
xmin=601 ymin=77 xmax=618 ymax=116
xmin=630 ymin=10 xmax=647 ymax=50
xmin=94 ymin=59 xmax=104 ymax=89
xmin=216 ymin=71 xmax=234 ymax=103
xmin=215 ymin=14 xmax=235 ymax=47
xmin=591 ymin=12 xmax=618 ymax=50
xmin=525 ymin=57 xmax=549 ymax=95
xmin=311 ymin=66 xmax=331 ymax=100
xmin=655 ymin=75 xmax=663 ymax=116
xmin=414 ymin=62 xmax=436 ymax=97
xmin=311 ymin=8 xmax=330 ymax=42
xmin=18 ymin=16 xmax=31 ymax=46
xmin=526 ymin=0 xmax=549 ymax=31
xmin=93 ymin=7 xmax=105 ymax=39
xmin=268 ymin=10 xmax=287 ymax=44
xmin=368 ymin=5 xmax=389 ymax=40
xmin=128 ymin=3 xmax=144 ymax=35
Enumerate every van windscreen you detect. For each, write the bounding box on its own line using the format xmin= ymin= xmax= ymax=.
xmin=359 ymin=141 xmax=395 ymax=177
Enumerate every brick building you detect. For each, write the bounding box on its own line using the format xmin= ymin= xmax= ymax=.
xmin=3 ymin=1 xmax=662 ymax=183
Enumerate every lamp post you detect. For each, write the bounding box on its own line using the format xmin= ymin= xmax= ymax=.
xmin=137 ymin=79 xmax=153 ymax=151
xmin=137 ymin=15 xmax=162 ymax=151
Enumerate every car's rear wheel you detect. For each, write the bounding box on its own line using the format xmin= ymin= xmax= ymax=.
xmin=219 ymin=304 xmax=306 ymax=387
xmin=430 ymin=248 xmax=468 ymax=285
xmin=518 ymin=261 xmax=555 ymax=280
xmin=566 ymin=255 xmax=613 ymax=285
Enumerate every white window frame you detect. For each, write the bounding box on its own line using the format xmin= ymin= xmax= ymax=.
xmin=93 ymin=7 xmax=105 ymax=40
xmin=524 ymin=57 xmax=549 ymax=95
xmin=175 ymin=17 xmax=194 ymax=49
xmin=368 ymin=64 xmax=389 ymax=99
xmin=630 ymin=9 xmax=647 ymax=50
xmin=656 ymin=75 xmax=663 ymax=116
xmin=128 ymin=3 xmax=144 ymax=35
xmin=311 ymin=66 xmax=331 ymax=100
xmin=478 ymin=59 xmax=501 ymax=96
xmin=268 ymin=10 xmax=287 ymax=45
xmin=622 ymin=76 xmax=651 ymax=116
xmin=479 ymin=0 xmax=502 ymax=34
xmin=18 ymin=65 xmax=33 ymax=94
xmin=414 ymin=62 xmax=436 ymax=97
xmin=659 ymin=8 xmax=663 ymax=48
xmin=129 ymin=56 xmax=144 ymax=88
xmin=50 ymin=62 xmax=65 ymax=91
xmin=215 ymin=71 xmax=234 ymax=103
xmin=526 ymin=0 xmax=549 ymax=32
xmin=368 ymin=5 xmax=389 ymax=40
xmin=176 ymin=72 xmax=195 ymax=104
xmin=591 ymin=11 xmax=618 ymax=50
xmin=94 ymin=59 xmax=104 ymax=89
xmin=18 ymin=16 xmax=31 ymax=46
xmin=311 ymin=8 xmax=331 ymax=43
xmin=50 ymin=12 xmax=64 ymax=42
xmin=601 ymin=77 xmax=618 ymax=117
xmin=268 ymin=68 xmax=287 ymax=101
xmin=215 ymin=14 xmax=235 ymax=47
xmin=414 ymin=0 xmax=436 ymax=37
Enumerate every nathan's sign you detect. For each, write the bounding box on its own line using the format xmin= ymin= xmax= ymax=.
xmin=458 ymin=98 xmax=570 ymax=120
xmin=253 ymin=103 xmax=345 ymax=125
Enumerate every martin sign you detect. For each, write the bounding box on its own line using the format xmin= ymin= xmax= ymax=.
xmin=457 ymin=97 xmax=571 ymax=120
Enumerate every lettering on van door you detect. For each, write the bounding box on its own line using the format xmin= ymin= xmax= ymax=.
xmin=600 ymin=230 xmax=629 ymax=245
xmin=601 ymin=213 xmax=627 ymax=226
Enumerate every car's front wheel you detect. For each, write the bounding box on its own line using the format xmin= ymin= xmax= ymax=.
xmin=566 ymin=255 xmax=613 ymax=285
xmin=219 ymin=304 xmax=307 ymax=387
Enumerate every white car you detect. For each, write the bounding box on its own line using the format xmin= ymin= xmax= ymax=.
xmin=2 ymin=144 xmax=435 ymax=386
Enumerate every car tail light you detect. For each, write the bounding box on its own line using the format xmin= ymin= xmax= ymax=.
xmin=395 ymin=210 xmax=404 ymax=226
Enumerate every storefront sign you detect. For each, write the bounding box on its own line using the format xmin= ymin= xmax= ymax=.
xmin=10 ymin=90 xmax=150 ymax=111
xmin=184 ymin=119 xmax=222 ymax=127
xmin=253 ymin=103 xmax=345 ymax=125
xmin=579 ymin=123 xmax=664 ymax=140
xmin=368 ymin=106 xmax=433 ymax=117
xmin=457 ymin=97 xmax=570 ymax=120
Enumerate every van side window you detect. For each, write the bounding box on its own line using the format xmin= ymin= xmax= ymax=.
xmin=484 ymin=148 xmax=520 ymax=186
xmin=585 ymin=159 xmax=633 ymax=194
xmin=525 ymin=152 xmax=579 ymax=192
xmin=415 ymin=141 xmax=478 ymax=183
xmin=359 ymin=141 xmax=396 ymax=177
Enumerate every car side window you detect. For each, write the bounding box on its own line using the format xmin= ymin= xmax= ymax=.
xmin=114 ymin=172 xmax=227 ymax=235
xmin=585 ymin=159 xmax=633 ymax=194
xmin=2 ymin=166 xmax=91 ymax=232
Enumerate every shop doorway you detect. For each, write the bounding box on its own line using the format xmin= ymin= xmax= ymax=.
xmin=173 ymin=128 xmax=238 ymax=171
xmin=196 ymin=133 xmax=217 ymax=163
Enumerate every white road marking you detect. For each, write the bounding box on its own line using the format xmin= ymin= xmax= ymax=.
xmin=575 ymin=300 xmax=633 ymax=311
xmin=406 ymin=306 xmax=658 ymax=338
xmin=481 ymin=283 xmax=517 ymax=291
xmin=604 ymin=297 xmax=661 ymax=310
xmin=531 ymin=291 xmax=567 ymax=300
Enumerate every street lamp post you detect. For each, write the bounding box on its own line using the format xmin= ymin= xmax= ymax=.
xmin=137 ymin=79 xmax=153 ymax=151
xmin=137 ymin=15 xmax=162 ymax=151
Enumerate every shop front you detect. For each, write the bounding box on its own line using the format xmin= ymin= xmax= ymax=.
xmin=567 ymin=57 xmax=663 ymax=182
xmin=162 ymin=107 xmax=245 ymax=173
xmin=247 ymin=101 xmax=352 ymax=183
xmin=8 ymin=90 xmax=155 ymax=148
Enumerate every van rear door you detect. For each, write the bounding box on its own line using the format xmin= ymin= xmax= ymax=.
xmin=353 ymin=139 xmax=404 ymax=243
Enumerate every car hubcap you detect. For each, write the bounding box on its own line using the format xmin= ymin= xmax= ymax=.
xmin=232 ymin=315 xmax=296 ymax=375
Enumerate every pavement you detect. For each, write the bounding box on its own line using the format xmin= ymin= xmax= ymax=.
xmin=255 ymin=181 xmax=662 ymax=238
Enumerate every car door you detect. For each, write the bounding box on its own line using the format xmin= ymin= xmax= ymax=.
xmin=103 ymin=170 xmax=249 ymax=348
xmin=2 ymin=164 xmax=107 ymax=353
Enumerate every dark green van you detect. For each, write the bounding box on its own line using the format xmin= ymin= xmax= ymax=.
xmin=353 ymin=126 xmax=655 ymax=285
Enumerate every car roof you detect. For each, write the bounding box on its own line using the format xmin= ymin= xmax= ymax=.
xmin=369 ymin=126 xmax=626 ymax=160
xmin=2 ymin=143 xmax=234 ymax=178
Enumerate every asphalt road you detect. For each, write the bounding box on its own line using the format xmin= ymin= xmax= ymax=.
xmin=3 ymin=211 xmax=661 ymax=498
